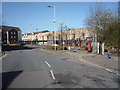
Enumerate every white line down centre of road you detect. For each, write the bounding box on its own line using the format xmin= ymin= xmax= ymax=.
xmin=45 ymin=61 xmax=51 ymax=68
xmin=45 ymin=61 xmax=56 ymax=80
xmin=50 ymin=70 xmax=56 ymax=80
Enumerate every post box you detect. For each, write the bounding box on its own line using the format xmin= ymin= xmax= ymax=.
xmin=88 ymin=42 xmax=91 ymax=52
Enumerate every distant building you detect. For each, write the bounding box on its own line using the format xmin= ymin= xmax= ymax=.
xmin=0 ymin=27 xmax=2 ymax=54
xmin=22 ymin=28 xmax=94 ymax=46
xmin=22 ymin=30 xmax=49 ymax=41
xmin=1 ymin=25 xmax=22 ymax=44
xmin=22 ymin=30 xmax=49 ymax=45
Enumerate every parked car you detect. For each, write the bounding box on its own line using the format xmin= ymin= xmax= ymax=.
xmin=51 ymin=44 xmax=59 ymax=46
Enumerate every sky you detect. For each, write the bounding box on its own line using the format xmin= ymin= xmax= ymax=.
xmin=2 ymin=2 xmax=117 ymax=34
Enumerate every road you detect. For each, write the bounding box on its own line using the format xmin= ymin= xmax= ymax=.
xmin=2 ymin=46 xmax=118 ymax=88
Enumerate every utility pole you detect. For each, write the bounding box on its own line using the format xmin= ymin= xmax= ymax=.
xmin=0 ymin=29 xmax=2 ymax=56
xmin=60 ymin=23 xmax=63 ymax=49
xmin=92 ymin=33 xmax=95 ymax=57
xmin=31 ymin=35 xmax=32 ymax=45
xmin=68 ymin=29 xmax=71 ymax=50
xmin=65 ymin=25 xmax=67 ymax=46
xmin=94 ymin=33 xmax=97 ymax=53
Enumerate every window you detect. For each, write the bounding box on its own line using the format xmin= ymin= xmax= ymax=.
xmin=14 ymin=36 xmax=16 ymax=38
xmin=11 ymin=36 xmax=13 ymax=38
xmin=65 ymin=35 xmax=67 ymax=40
xmin=11 ymin=32 xmax=13 ymax=34
xmin=14 ymin=32 xmax=16 ymax=35
xmin=73 ymin=34 xmax=75 ymax=39
xmin=42 ymin=36 xmax=44 ymax=40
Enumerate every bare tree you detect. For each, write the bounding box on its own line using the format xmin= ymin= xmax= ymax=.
xmin=47 ymin=33 xmax=53 ymax=45
xmin=85 ymin=2 xmax=118 ymax=47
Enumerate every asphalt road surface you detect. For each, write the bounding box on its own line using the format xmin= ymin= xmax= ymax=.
xmin=2 ymin=46 xmax=118 ymax=88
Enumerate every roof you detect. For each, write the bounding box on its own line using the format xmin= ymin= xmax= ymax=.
xmin=33 ymin=30 xmax=49 ymax=34
xmin=0 ymin=25 xmax=21 ymax=32
xmin=23 ymin=30 xmax=49 ymax=35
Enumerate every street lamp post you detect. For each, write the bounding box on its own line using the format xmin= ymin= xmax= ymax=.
xmin=48 ymin=5 xmax=56 ymax=50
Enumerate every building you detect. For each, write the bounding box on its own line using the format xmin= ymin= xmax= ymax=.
xmin=0 ymin=27 xmax=2 ymax=55
xmin=22 ymin=30 xmax=49 ymax=45
xmin=55 ymin=28 xmax=93 ymax=46
xmin=1 ymin=25 xmax=22 ymax=44
xmin=22 ymin=28 xmax=93 ymax=46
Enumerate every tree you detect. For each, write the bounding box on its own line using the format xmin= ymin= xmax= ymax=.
xmin=58 ymin=22 xmax=68 ymax=46
xmin=85 ymin=3 xmax=118 ymax=47
xmin=47 ymin=32 xmax=53 ymax=45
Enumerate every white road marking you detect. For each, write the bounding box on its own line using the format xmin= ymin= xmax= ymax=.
xmin=45 ymin=61 xmax=51 ymax=68
xmin=50 ymin=70 xmax=56 ymax=80
xmin=72 ymin=80 xmax=76 ymax=83
xmin=45 ymin=61 xmax=56 ymax=80
xmin=105 ymin=68 xmax=113 ymax=73
xmin=0 ymin=52 xmax=8 ymax=60
xmin=117 ymin=73 xmax=120 ymax=76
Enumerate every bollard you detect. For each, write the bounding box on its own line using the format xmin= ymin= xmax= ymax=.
xmin=107 ymin=51 xmax=111 ymax=59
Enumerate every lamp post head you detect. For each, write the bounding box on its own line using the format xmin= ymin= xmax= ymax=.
xmin=48 ymin=5 xmax=55 ymax=8
xmin=48 ymin=6 xmax=54 ymax=8
xmin=48 ymin=6 xmax=52 ymax=7
xmin=53 ymin=19 xmax=56 ymax=23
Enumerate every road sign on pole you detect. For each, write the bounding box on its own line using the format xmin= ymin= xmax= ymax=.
xmin=102 ymin=43 xmax=104 ymax=55
xmin=97 ymin=42 xmax=100 ymax=54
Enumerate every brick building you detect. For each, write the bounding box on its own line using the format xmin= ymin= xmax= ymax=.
xmin=1 ymin=25 xmax=22 ymax=44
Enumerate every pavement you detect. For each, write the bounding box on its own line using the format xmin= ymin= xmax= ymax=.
xmin=60 ymin=49 xmax=119 ymax=74
xmin=83 ymin=54 xmax=118 ymax=70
